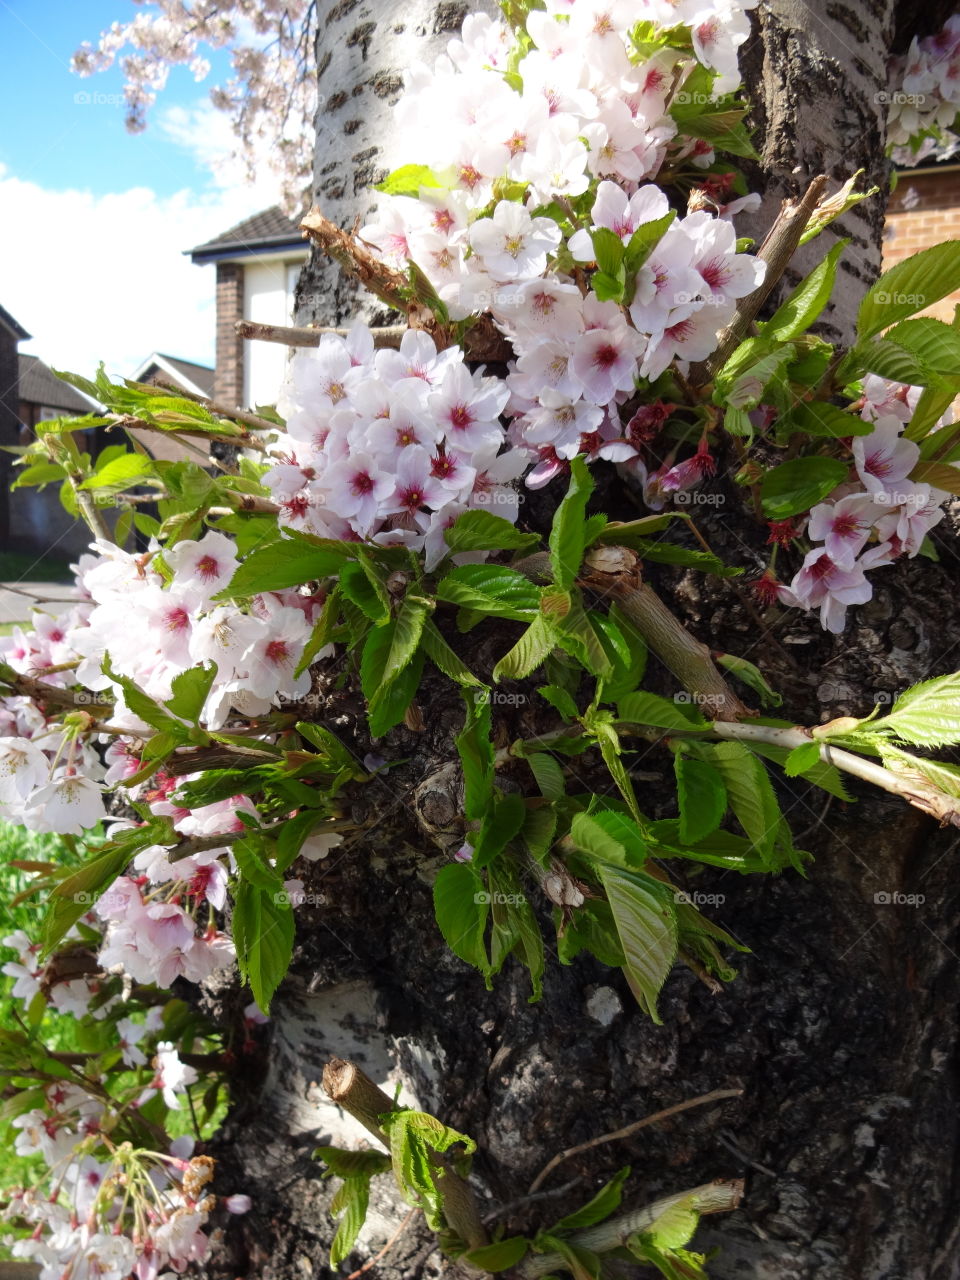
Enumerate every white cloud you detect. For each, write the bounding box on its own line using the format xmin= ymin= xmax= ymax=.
xmin=0 ymin=109 xmax=282 ymax=381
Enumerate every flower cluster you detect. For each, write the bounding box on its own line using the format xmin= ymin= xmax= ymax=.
xmin=888 ymin=16 xmax=960 ymax=159
xmin=774 ymin=376 xmax=952 ymax=632
xmin=267 ymin=323 xmax=526 ymax=563
xmin=360 ymin=3 xmax=763 ymax=484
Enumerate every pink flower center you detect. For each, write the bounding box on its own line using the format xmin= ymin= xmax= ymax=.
xmin=700 ymin=257 xmax=732 ymax=290
xmin=165 ymin=608 xmax=190 ymax=633
xmin=592 ymin=343 xmax=620 ymax=370
xmin=351 ymin=470 xmax=374 ymax=495
xmin=264 ymin=639 xmax=290 ymax=665
xmin=196 ymin=555 xmax=219 ymax=579
xmin=832 ymin=514 xmax=860 ymax=540
xmin=449 ymin=404 xmax=473 ymax=430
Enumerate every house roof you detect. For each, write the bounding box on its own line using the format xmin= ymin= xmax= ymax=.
xmin=188 ymin=206 xmax=308 ymax=263
xmin=0 ymin=303 xmax=30 ymax=343
xmin=131 ymin=352 xmax=215 ymax=399
xmin=18 ymin=354 xmax=96 ymax=414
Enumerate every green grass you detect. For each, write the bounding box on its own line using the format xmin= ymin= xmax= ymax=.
xmin=0 ymin=550 xmax=74 ymax=584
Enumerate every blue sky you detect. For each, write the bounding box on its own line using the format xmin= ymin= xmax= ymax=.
xmin=0 ymin=0 xmax=276 ymax=375
xmin=0 ymin=0 xmax=234 ymax=198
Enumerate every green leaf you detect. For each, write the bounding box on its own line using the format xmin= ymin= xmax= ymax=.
xmin=549 ymin=456 xmax=594 ymax=590
xmin=367 ymin=650 xmax=425 ymax=737
xmin=623 ymin=212 xmax=675 ymax=273
xmin=675 ymin=756 xmax=727 ymax=844
xmin=555 ymin=596 xmax=614 ymax=679
xmin=433 ymin=863 xmax=490 ymax=976
xmin=618 ymin=691 xmax=709 ymax=732
xmin=381 ymin=1110 xmax=477 ymax=1231
xmin=594 ymin=605 xmax=647 ymax=701
xmin=384 ymin=595 xmax=430 ymax=685
xmin=784 ymin=741 xmax=822 ymax=776
xmin=375 ymin=163 xmax=443 ymax=196
xmin=591 ymin=269 xmax=626 ymax=303
xmin=527 ymin=752 xmax=565 ymax=800
xmin=316 ymin=1148 xmax=393 ymax=1178
xmin=443 ymin=509 xmax=540 ymax=554
xmin=164 ymin=662 xmax=217 ymax=725
xmin=457 ymin=690 xmax=495 ymax=820
xmin=493 ymin=613 xmax=557 ymax=682
xmin=223 ymin=539 xmax=350 ymax=596
xmin=714 ymin=652 xmax=782 ymax=707
xmin=630 ymin=539 xmax=741 ymax=578
xmin=865 ymin=672 xmax=960 ymax=748
xmin=906 ymin=383 xmax=960 ymax=441
xmin=570 ymin=811 xmax=627 ymax=866
xmin=11 ymin=461 xmax=67 ymax=489
xmin=845 ymin=335 xmax=944 ymax=388
xmin=597 ymin=865 xmax=678 ymax=1022
xmin=763 ymin=240 xmax=847 ymax=342
xmin=295 ymin=586 xmax=342 ymax=675
xmin=339 ymin=560 xmax=390 ymax=623
xmin=884 ymin=317 xmax=960 ymax=375
xmin=464 ymin=1238 xmax=529 ymax=1271
xmin=742 ymin=739 xmax=852 ymax=803
xmin=592 ymin=513 xmax=689 ymax=547
xmin=421 ymin=620 xmax=484 ymax=687
xmin=538 ymin=683 xmax=580 ymax=720
xmin=553 ymin=1166 xmax=631 ymax=1231
xmin=102 ymin=655 xmax=189 ymax=740
xmin=232 ymin=881 xmax=295 ymax=1012
xmin=858 ymin=241 xmax=960 ymax=339
xmin=777 ymin=400 xmax=872 ymax=439
xmin=329 ymin=1176 xmax=372 ymax=1266
xmin=473 ymin=792 xmax=527 ymax=869
xmin=760 ymin=456 xmax=848 ymax=519
xmin=591 ymin=227 xmax=626 ymax=276
xmin=699 ymin=741 xmax=785 ymax=868
xmin=437 ymin=564 xmax=542 ymax=620
xmin=79 ymin=452 xmax=156 ymax=494
xmin=910 ymin=459 xmax=960 ymax=495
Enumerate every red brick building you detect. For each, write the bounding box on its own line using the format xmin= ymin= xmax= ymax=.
xmin=884 ymin=161 xmax=960 ymax=321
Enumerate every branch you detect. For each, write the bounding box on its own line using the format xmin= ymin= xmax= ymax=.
xmin=527 ymin=1088 xmax=743 ymax=1194
xmin=690 ymin=174 xmax=829 ymax=384
xmin=237 ymin=319 xmax=407 ymax=350
xmin=299 ymin=208 xmax=513 ymax=362
xmin=111 ymin=414 xmax=267 ymax=453
xmin=0 ymin=663 xmax=113 ymax=717
xmin=710 ymin=721 xmax=960 ymax=826
xmin=321 ymin=1058 xmax=488 ymax=1250
xmin=519 ymin=1179 xmax=745 ymax=1277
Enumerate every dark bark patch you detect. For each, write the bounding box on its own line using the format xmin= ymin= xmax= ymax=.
xmin=316 ymin=49 xmax=332 ymax=81
xmin=327 ymin=0 xmax=360 ymax=21
xmin=324 ymin=90 xmax=348 ymax=112
xmin=347 ymin=21 xmax=377 ymax=58
xmin=371 ymin=70 xmax=404 ymax=98
xmin=432 ymin=2 xmax=468 ymax=33
xmin=343 ymin=119 xmax=363 ymax=134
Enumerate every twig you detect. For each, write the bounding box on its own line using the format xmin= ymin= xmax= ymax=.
xmin=519 ymin=1179 xmax=745 ymax=1277
xmin=344 ymin=1207 xmax=419 ymax=1280
xmin=527 ymin=1088 xmax=743 ymax=1194
xmin=321 ymin=1059 xmax=488 ymax=1250
xmin=237 ymin=319 xmax=407 ymax=350
xmin=690 ymin=174 xmax=829 ymax=384
xmin=110 ymin=414 xmax=267 ymax=453
xmin=710 ymin=720 xmax=960 ymax=826
xmin=482 ymin=1178 xmax=584 ymax=1225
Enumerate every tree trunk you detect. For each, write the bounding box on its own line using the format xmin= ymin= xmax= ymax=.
xmin=211 ymin=5 xmax=960 ymax=1278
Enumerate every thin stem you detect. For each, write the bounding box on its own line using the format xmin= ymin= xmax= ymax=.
xmin=237 ymin=319 xmax=407 ymax=350
xmin=527 ymin=1088 xmax=743 ymax=1194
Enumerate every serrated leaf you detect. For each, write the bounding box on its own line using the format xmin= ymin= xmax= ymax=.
xmin=784 ymin=741 xmax=822 ymax=776
xmin=777 ymin=400 xmax=872 ymax=439
xmin=375 ymin=163 xmax=444 ymax=196
xmin=164 ymin=662 xmax=217 ymax=725
xmin=859 ymin=241 xmax=960 ymax=339
xmin=762 ymin=240 xmax=847 ymax=342
xmin=339 ymin=560 xmax=390 ymax=623
xmin=421 ymin=620 xmax=484 ymax=687
xmin=473 ymin=792 xmax=527 ymax=869
xmin=527 ymin=752 xmax=565 ymax=800
xmin=597 ymin=864 xmax=678 ymax=1022
xmin=232 ymin=881 xmax=294 ymax=1012
xmin=296 ymin=585 xmax=342 ymax=675
xmin=760 ymin=456 xmax=848 ymax=520
xmin=433 ymin=862 xmax=490 ymax=976
xmin=866 ymin=672 xmax=960 ymax=747
xmin=457 ymin=689 xmax=495 ymax=820
xmin=493 ymin=613 xmax=557 ymax=682
xmin=538 ymin=683 xmax=580 ymax=719
xmin=675 ymin=755 xmax=727 ymax=843
xmin=443 ymin=508 xmax=540 ymax=554
xmin=714 ymin=652 xmax=781 ymax=707
xmin=700 ymin=741 xmax=784 ymax=868
xmin=630 ymin=539 xmax=741 ymax=577
xmin=223 ymin=539 xmax=350 ymax=596
xmin=437 ymin=564 xmax=542 ymax=620
xmin=618 ymin=691 xmax=709 ymax=732
xmin=549 ymin=456 xmax=594 ymax=590
xmin=553 ymin=1166 xmax=630 ymax=1231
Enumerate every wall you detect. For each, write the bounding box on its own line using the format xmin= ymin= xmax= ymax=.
xmin=242 ymin=254 xmax=308 ymax=409
xmin=883 ymin=167 xmax=960 ymax=321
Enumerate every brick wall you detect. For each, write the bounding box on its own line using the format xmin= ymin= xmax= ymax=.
xmin=214 ymin=262 xmax=245 ymax=408
xmin=884 ymin=167 xmax=960 ymax=321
